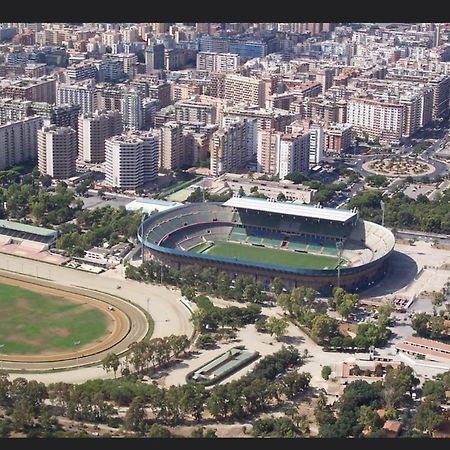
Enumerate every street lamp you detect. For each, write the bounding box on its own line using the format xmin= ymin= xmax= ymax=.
xmin=336 ymin=241 xmax=344 ymax=289
xmin=0 ymin=344 xmax=5 ymax=373
xmin=74 ymin=340 xmax=81 ymax=366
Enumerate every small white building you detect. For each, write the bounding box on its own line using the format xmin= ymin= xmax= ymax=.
xmin=125 ymin=198 xmax=181 ymax=215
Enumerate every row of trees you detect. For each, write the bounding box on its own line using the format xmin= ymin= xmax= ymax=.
xmin=126 ymin=261 xmax=272 ymax=304
xmin=102 ymin=334 xmax=190 ymax=378
xmin=411 ymin=313 xmax=449 ymax=341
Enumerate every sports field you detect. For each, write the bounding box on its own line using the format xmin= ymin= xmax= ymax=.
xmin=0 ymin=283 xmax=109 ymax=355
xmin=190 ymin=241 xmax=341 ymax=270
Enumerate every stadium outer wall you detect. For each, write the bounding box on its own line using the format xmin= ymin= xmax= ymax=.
xmin=138 ymin=204 xmax=394 ymax=295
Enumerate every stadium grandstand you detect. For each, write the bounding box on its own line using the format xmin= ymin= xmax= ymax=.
xmin=138 ymin=196 xmax=395 ymax=294
xmin=0 ymin=220 xmax=57 ymax=252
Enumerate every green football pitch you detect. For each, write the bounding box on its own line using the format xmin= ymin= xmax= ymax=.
xmin=0 ymin=283 xmax=108 ymax=355
xmin=190 ymin=241 xmax=341 ymax=270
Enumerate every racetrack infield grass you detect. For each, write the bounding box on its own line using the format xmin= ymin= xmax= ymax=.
xmin=194 ymin=241 xmax=342 ymax=270
xmin=0 ymin=283 xmax=108 ymax=355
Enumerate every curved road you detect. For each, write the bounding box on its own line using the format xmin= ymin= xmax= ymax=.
xmin=0 ymin=253 xmax=193 ymax=384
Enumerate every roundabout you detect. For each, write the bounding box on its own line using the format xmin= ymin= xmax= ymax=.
xmin=362 ymin=157 xmax=435 ymax=178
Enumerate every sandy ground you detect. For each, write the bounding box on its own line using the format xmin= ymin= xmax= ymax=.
xmin=159 ymin=300 xmax=356 ymax=390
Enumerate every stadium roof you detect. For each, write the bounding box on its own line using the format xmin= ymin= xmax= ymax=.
xmin=0 ymin=219 xmax=57 ymax=237
xmin=223 ymin=197 xmax=357 ymax=224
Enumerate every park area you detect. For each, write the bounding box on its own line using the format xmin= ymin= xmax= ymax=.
xmin=0 ymin=279 xmax=109 ymax=355
xmin=190 ymin=241 xmax=341 ymax=270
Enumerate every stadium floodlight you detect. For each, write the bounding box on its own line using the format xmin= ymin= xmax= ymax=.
xmin=336 ymin=240 xmax=344 ymax=289
xmin=380 ymin=199 xmax=385 ymax=227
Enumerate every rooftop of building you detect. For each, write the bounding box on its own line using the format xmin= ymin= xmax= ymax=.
xmin=0 ymin=219 xmax=56 ymax=237
xmin=223 ymin=196 xmax=357 ymax=224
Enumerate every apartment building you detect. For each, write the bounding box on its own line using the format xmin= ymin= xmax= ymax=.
xmin=210 ymin=119 xmax=255 ymax=176
xmin=324 ymin=123 xmax=353 ymax=154
xmin=121 ymin=89 xmax=144 ymax=131
xmin=56 ymin=79 xmax=97 ymax=114
xmin=105 ymin=131 xmax=159 ymax=189
xmin=0 ymin=116 xmax=43 ymax=170
xmin=224 ymin=74 xmax=265 ymax=107
xmin=174 ymin=99 xmax=217 ymax=125
xmin=196 ymin=52 xmax=240 ymax=73
xmin=159 ymin=121 xmax=185 ymax=170
xmin=0 ymin=76 xmax=56 ymax=103
xmin=78 ymin=110 xmax=123 ymax=163
xmin=347 ymin=97 xmax=404 ymax=145
xmin=37 ymin=125 xmax=77 ymax=179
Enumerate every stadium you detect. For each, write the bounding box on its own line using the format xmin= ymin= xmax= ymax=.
xmin=138 ymin=197 xmax=395 ymax=294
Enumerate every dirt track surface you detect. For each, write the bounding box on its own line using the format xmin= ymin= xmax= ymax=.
xmin=0 ymin=274 xmax=132 ymax=363
xmin=0 ymin=254 xmax=193 ymax=383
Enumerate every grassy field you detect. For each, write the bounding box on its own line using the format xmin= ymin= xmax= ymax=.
xmin=192 ymin=241 xmax=341 ymax=270
xmin=0 ymin=284 xmax=108 ymax=355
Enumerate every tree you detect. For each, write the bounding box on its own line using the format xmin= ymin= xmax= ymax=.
xmin=412 ymin=399 xmax=446 ymax=435
xmin=190 ymin=426 xmax=217 ymax=438
xmin=429 ymin=316 xmax=445 ymax=340
xmin=277 ymin=192 xmax=286 ymax=201
xmin=11 ymin=398 xmax=34 ymax=431
xmin=321 ymin=366 xmax=332 ymax=380
xmin=382 ymin=364 xmax=419 ymax=409
xmin=195 ymin=334 xmax=215 ymax=349
xmin=124 ymin=397 xmax=146 ymax=433
xmin=238 ymin=186 xmax=245 ymax=197
xmin=358 ymin=405 xmax=382 ymax=433
xmin=101 ymin=353 xmax=120 ymax=378
xmin=147 ymin=423 xmax=171 ymax=438
xmin=311 ymin=315 xmax=339 ymax=343
xmin=432 ymin=291 xmax=445 ymax=308
xmin=411 ymin=313 xmax=430 ymax=337
xmin=266 ymin=316 xmax=289 ymax=341
xmin=271 ymin=277 xmax=284 ymax=295
xmin=280 ymin=372 xmax=311 ymax=399
xmin=40 ymin=175 xmax=52 ymax=188
xmin=181 ymin=285 xmax=197 ymax=301
xmin=135 ymin=187 xmax=144 ymax=196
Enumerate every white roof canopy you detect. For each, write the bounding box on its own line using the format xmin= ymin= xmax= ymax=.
xmin=223 ymin=197 xmax=357 ymax=224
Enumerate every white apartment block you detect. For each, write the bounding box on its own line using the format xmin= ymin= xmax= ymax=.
xmin=37 ymin=125 xmax=77 ymax=179
xmin=308 ymin=126 xmax=324 ymax=166
xmin=257 ymin=129 xmax=309 ymax=178
xmin=224 ymin=74 xmax=265 ymax=108
xmin=56 ymin=79 xmax=97 ymax=114
xmin=121 ymin=89 xmax=144 ymax=131
xmin=105 ymin=135 xmax=146 ymax=190
xmin=0 ymin=116 xmax=43 ymax=170
xmin=196 ymin=52 xmax=240 ymax=73
xmin=78 ymin=109 xmax=123 ymax=163
xmin=276 ymin=133 xmax=310 ymax=179
xmin=347 ymin=98 xmax=404 ymax=145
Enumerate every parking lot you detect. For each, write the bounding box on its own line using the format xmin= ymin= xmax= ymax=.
xmin=81 ymin=191 xmax=133 ymax=210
